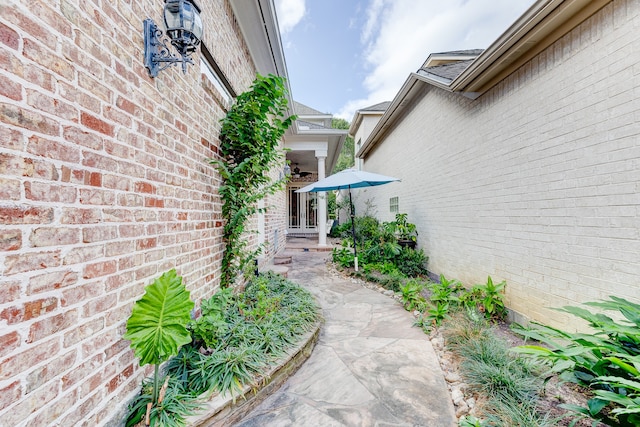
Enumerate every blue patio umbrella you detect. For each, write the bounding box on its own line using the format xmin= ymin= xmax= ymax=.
xmin=296 ymin=169 xmax=400 ymax=271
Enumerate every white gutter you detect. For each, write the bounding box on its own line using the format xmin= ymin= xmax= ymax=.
xmin=452 ymin=0 xmax=612 ymax=93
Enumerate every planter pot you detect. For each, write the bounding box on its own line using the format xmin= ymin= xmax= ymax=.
xmin=398 ymin=239 xmax=416 ymax=249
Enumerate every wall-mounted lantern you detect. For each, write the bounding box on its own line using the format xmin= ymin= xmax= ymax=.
xmin=143 ymin=0 xmax=203 ymax=77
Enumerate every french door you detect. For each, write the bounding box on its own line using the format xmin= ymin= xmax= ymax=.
xmin=288 ymin=185 xmax=317 ymax=233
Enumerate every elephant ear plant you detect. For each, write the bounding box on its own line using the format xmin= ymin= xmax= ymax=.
xmin=124 ymin=269 xmax=195 ymax=426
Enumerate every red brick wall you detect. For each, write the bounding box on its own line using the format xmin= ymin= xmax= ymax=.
xmin=0 ymin=0 xmax=277 ymax=424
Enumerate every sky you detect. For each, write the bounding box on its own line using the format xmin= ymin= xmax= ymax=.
xmin=274 ymin=0 xmax=536 ymax=121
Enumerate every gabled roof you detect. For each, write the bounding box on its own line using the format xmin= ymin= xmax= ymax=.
xmin=420 ymin=59 xmax=477 ymax=84
xmin=357 ymin=0 xmax=613 ymax=159
xmin=297 ymin=120 xmax=331 ymax=130
xmin=359 ymin=101 xmax=392 ymax=112
xmin=293 ymin=101 xmax=329 ymax=116
xmin=421 ymin=49 xmax=484 ymax=68
xmin=348 ymin=101 xmax=391 ymax=136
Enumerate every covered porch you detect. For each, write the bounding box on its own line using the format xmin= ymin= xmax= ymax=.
xmin=283 ymin=102 xmax=347 ymax=246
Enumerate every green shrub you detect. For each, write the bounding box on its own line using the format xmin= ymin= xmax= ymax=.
xmin=394 ymin=247 xmax=428 ymax=277
xmin=400 ymin=279 xmax=427 ymax=311
xmin=165 ymin=273 xmax=320 ymax=402
xmin=460 ymin=276 xmax=507 ymax=321
xmin=512 ymin=296 xmax=640 ymax=426
xmin=332 ymin=246 xmax=354 ymax=269
xmin=429 ymin=275 xmax=464 ymax=307
xmin=329 ymin=221 xmax=352 ymax=238
xmin=331 ymin=215 xmax=429 ymax=280
xmin=362 ymin=262 xmax=402 ymax=276
xmin=354 ymin=215 xmax=382 ymax=242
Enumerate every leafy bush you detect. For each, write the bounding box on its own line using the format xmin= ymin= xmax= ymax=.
xmin=332 ymin=246 xmax=354 ymax=269
xmin=354 ymin=215 xmax=382 ymax=243
xmin=429 ymin=275 xmax=464 ymax=307
xmin=362 ymin=262 xmax=402 ymax=276
xmin=331 ymin=214 xmax=428 ymax=279
xmin=512 ymin=296 xmax=640 ymax=426
xmin=400 ymin=279 xmax=428 ymax=311
xmin=394 ymin=247 xmax=428 ymax=277
xmin=461 ymin=276 xmax=507 ymax=321
xmin=329 ymin=220 xmax=353 ymax=238
xmin=166 ymin=273 xmax=320 ymax=401
xmin=384 ymin=212 xmax=418 ymax=242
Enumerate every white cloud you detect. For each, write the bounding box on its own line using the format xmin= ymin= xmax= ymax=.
xmin=336 ymin=0 xmax=534 ymax=120
xmin=274 ymin=0 xmax=306 ymax=34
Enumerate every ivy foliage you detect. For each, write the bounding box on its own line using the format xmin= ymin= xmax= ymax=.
xmin=211 ymin=74 xmax=296 ymax=287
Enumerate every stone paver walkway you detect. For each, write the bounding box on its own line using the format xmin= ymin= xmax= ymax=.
xmin=237 ymin=250 xmax=456 ymax=426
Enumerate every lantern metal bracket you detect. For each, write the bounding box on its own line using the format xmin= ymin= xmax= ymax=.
xmin=143 ymin=18 xmax=194 ymax=78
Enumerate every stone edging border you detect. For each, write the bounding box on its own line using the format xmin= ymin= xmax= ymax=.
xmin=185 ymin=318 xmax=323 ymax=426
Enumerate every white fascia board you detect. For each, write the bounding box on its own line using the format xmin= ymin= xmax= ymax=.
xmin=451 ymin=0 xmax=611 ymax=93
xmin=356 ymin=74 xmax=422 ymax=159
xmin=414 ymin=70 xmax=453 ymax=90
xmin=285 ymin=141 xmax=328 ymax=153
xmin=230 ymin=0 xmax=295 ymax=117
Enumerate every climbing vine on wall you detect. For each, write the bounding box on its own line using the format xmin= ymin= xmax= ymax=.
xmin=211 ymin=74 xmax=296 ymax=288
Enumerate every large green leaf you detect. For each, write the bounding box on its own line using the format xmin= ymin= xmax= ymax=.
xmin=124 ymin=269 xmax=194 ymax=366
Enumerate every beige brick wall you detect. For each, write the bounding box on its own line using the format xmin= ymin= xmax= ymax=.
xmin=0 ymin=0 xmax=285 ymax=425
xmin=360 ymin=0 xmax=640 ymax=331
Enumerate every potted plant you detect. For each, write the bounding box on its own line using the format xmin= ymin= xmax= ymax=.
xmin=386 ymin=213 xmax=418 ymax=249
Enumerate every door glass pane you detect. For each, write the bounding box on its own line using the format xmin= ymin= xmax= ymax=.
xmin=289 ymin=188 xmax=299 ymax=228
xmin=306 ymin=193 xmax=316 ymax=228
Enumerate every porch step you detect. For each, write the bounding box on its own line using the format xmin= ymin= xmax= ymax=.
xmin=262 ymin=264 xmax=289 ymax=278
xmin=273 ymin=255 xmax=292 ymax=265
xmin=285 ymin=245 xmax=333 ymax=252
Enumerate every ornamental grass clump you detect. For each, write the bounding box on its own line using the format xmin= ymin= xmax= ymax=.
xmin=126 ymin=272 xmax=319 ymax=426
xmin=166 ymin=272 xmax=319 ymax=401
xmin=443 ymin=312 xmax=553 ymax=427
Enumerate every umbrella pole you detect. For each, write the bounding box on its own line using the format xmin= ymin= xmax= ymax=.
xmin=349 ymin=187 xmax=358 ymax=272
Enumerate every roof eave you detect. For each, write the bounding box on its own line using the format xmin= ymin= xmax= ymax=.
xmin=358 ymin=0 xmax=613 ymax=159
xmin=231 ymin=0 xmax=296 ymax=118
xmin=452 ymin=0 xmax=613 ymax=93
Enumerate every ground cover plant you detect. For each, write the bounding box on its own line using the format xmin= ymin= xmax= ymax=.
xmin=125 ymin=271 xmax=320 ymax=426
xmin=512 ymin=296 xmax=640 ymax=426
xmin=444 ymin=311 xmax=554 ymax=427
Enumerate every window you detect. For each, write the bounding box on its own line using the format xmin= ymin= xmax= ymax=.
xmin=200 ymin=44 xmax=234 ymax=108
xmin=389 ymin=196 xmax=399 ymax=213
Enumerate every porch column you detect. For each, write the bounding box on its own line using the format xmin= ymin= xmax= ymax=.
xmin=316 ymin=154 xmax=327 ymax=246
